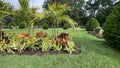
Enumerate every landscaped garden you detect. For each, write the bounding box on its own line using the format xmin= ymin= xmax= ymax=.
xmin=0 ymin=29 xmax=120 ymax=68
xmin=0 ymin=0 xmax=120 ymax=68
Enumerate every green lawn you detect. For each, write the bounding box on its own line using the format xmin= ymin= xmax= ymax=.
xmin=0 ymin=29 xmax=120 ymax=68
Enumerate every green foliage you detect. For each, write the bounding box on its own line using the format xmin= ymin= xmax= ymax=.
xmin=40 ymin=38 xmax=52 ymax=51
xmin=63 ymin=23 xmax=69 ymax=30
xmin=64 ymin=41 xmax=75 ymax=54
xmin=0 ymin=31 xmax=76 ymax=54
xmin=1 ymin=29 xmax=120 ymax=68
xmin=19 ymin=22 xmax=25 ymax=29
xmin=44 ymin=2 xmax=77 ymax=38
xmin=0 ymin=0 xmax=13 ymax=17
xmin=86 ymin=18 xmax=100 ymax=31
xmin=42 ymin=23 xmax=49 ymax=30
xmin=103 ymin=3 xmax=120 ymax=49
xmin=43 ymin=0 xmax=85 ymax=26
xmin=52 ymin=44 xmax=62 ymax=51
xmin=8 ymin=22 xmax=15 ymax=29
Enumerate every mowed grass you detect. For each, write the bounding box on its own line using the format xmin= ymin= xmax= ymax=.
xmin=0 ymin=28 xmax=120 ymax=68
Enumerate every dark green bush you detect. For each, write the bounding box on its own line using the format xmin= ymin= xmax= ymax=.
xmin=103 ymin=3 xmax=120 ymax=49
xmin=19 ymin=22 xmax=25 ymax=29
xmin=42 ymin=23 xmax=49 ymax=30
xmin=8 ymin=22 xmax=15 ymax=29
xmin=63 ymin=23 xmax=69 ymax=30
xmin=86 ymin=18 xmax=100 ymax=31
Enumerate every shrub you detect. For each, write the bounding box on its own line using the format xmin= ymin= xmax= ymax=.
xmin=19 ymin=22 xmax=25 ymax=29
xmin=42 ymin=23 xmax=49 ymax=29
xmin=63 ymin=23 xmax=69 ymax=29
xmin=103 ymin=3 xmax=120 ymax=49
xmin=8 ymin=22 xmax=15 ymax=29
xmin=86 ymin=18 xmax=100 ymax=31
xmin=0 ymin=32 xmax=76 ymax=54
xmin=35 ymin=31 xmax=48 ymax=38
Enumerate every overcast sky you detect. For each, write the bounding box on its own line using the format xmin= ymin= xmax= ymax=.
xmin=4 ymin=0 xmax=44 ymax=12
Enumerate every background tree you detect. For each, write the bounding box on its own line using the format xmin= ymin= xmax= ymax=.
xmin=103 ymin=2 xmax=120 ymax=49
xmin=85 ymin=0 xmax=118 ymax=26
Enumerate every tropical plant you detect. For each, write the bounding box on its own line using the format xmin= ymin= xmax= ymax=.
xmin=64 ymin=41 xmax=75 ymax=54
xmin=35 ymin=31 xmax=48 ymax=38
xmin=40 ymin=38 xmax=52 ymax=51
xmin=43 ymin=0 xmax=85 ymax=26
xmin=0 ymin=0 xmax=13 ymax=41
xmin=52 ymin=43 xmax=62 ymax=51
xmin=44 ymin=2 xmax=77 ymax=38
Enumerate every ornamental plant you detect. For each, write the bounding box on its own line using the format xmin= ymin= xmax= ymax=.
xmin=103 ymin=3 xmax=120 ymax=49
xmin=0 ymin=32 xmax=75 ymax=54
xmin=86 ymin=18 xmax=100 ymax=31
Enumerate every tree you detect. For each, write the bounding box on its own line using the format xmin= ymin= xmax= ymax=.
xmin=85 ymin=0 xmax=118 ymax=26
xmin=86 ymin=18 xmax=100 ymax=31
xmin=17 ymin=0 xmax=44 ymax=36
xmin=103 ymin=2 xmax=120 ymax=49
xmin=0 ymin=0 xmax=13 ymax=40
xmin=44 ymin=2 xmax=77 ymax=38
xmin=43 ymin=0 xmax=85 ymax=26
xmin=0 ymin=0 xmax=46 ymax=36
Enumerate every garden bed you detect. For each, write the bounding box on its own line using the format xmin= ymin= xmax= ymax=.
xmin=0 ymin=45 xmax=80 ymax=56
xmin=0 ymin=31 xmax=81 ymax=55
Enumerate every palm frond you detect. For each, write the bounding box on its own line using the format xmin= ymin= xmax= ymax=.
xmin=60 ymin=15 xmax=78 ymax=29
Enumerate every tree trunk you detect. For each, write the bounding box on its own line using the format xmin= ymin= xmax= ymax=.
xmin=0 ymin=25 xmax=2 ymax=41
xmin=56 ymin=23 xmax=59 ymax=37
xmin=52 ymin=24 xmax=54 ymax=38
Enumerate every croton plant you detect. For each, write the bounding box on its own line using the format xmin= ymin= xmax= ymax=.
xmin=0 ymin=31 xmax=75 ymax=54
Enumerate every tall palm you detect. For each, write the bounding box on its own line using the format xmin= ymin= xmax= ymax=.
xmin=18 ymin=0 xmax=42 ymax=36
xmin=45 ymin=2 xmax=77 ymax=38
xmin=0 ymin=0 xmax=45 ymax=36
xmin=18 ymin=0 xmax=32 ymax=35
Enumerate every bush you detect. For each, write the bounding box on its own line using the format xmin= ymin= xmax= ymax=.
xmin=42 ymin=23 xmax=49 ymax=29
xmin=19 ymin=22 xmax=25 ymax=29
xmin=86 ymin=18 xmax=100 ymax=31
xmin=103 ymin=4 xmax=120 ymax=49
xmin=8 ymin=22 xmax=15 ymax=29
xmin=63 ymin=23 xmax=69 ymax=29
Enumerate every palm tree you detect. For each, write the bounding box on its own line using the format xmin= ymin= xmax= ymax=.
xmin=0 ymin=0 xmax=13 ymax=40
xmin=18 ymin=0 xmax=32 ymax=35
xmin=44 ymin=2 xmax=77 ymax=38
xmin=0 ymin=0 xmax=45 ymax=36
xmin=18 ymin=0 xmax=43 ymax=36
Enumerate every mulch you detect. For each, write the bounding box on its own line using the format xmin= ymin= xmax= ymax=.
xmin=0 ymin=45 xmax=81 ymax=56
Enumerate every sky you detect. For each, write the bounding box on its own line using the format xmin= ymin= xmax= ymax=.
xmin=3 ymin=0 xmax=44 ymax=12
